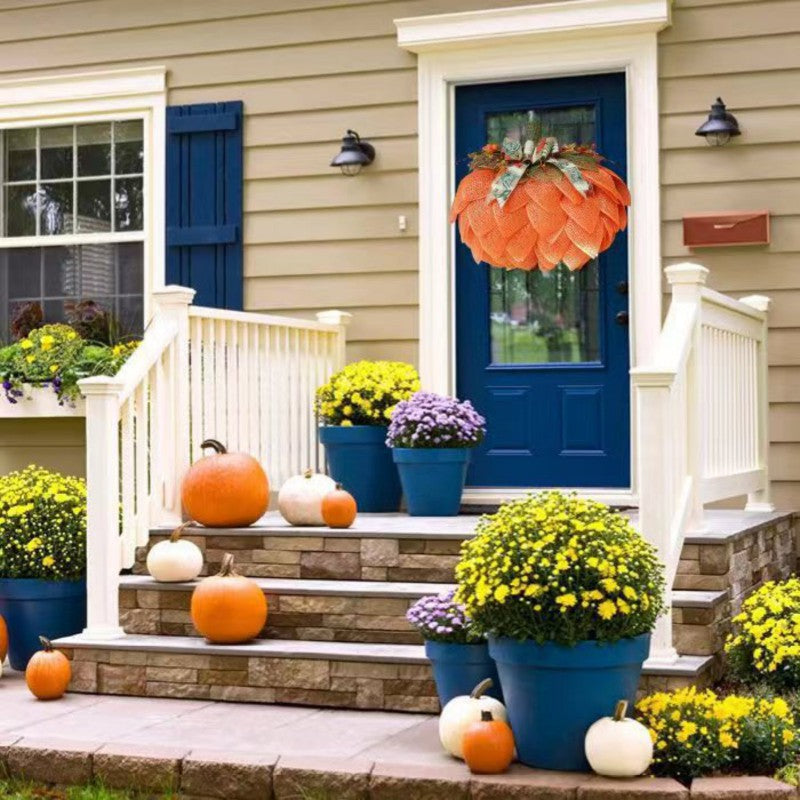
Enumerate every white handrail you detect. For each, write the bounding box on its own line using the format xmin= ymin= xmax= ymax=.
xmin=632 ymin=263 xmax=772 ymax=665
xmin=79 ymin=286 xmax=351 ymax=638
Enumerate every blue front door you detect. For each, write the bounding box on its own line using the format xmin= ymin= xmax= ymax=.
xmin=455 ymin=73 xmax=630 ymax=488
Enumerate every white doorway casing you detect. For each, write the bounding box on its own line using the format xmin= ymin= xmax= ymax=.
xmin=395 ymin=0 xmax=671 ymax=505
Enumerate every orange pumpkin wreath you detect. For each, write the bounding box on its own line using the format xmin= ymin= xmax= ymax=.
xmin=450 ymin=135 xmax=630 ymax=272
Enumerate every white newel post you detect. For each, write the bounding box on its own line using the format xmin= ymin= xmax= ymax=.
xmin=316 ymin=309 xmax=353 ymax=369
xmin=81 ymin=376 xmax=126 ymax=639
xmin=740 ymin=294 xmax=774 ymax=513
xmin=152 ymin=286 xmax=195 ymax=524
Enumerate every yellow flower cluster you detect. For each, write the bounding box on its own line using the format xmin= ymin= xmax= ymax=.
xmin=725 ymin=578 xmax=800 ymax=688
xmin=637 ymin=686 xmax=798 ymax=782
xmin=0 ymin=465 xmax=87 ymax=581
xmin=315 ymin=361 xmax=420 ymax=426
xmin=455 ymin=491 xmax=665 ymax=645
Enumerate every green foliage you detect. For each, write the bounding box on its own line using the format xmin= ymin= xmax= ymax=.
xmin=455 ymin=491 xmax=665 ymax=645
xmin=0 ymin=776 xmax=171 ymax=800
xmin=0 ymin=466 xmax=86 ymax=581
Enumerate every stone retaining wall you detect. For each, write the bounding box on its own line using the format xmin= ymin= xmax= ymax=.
xmin=120 ymin=586 xmax=423 ymax=645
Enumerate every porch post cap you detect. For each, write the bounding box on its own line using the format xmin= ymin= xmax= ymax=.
xmin=78 ymin=375 xmax=125 ymax=395
xmin=664 ymin=263 xmax=709 ymax=285
xmin=739 ymin=294 xmax=771 ymax=313
xmin=316 ymin=309 xmax=353 ymax=326
xmin=152 ymin=285 xmax=196 ymax=306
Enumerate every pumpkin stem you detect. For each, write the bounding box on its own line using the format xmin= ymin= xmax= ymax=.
xmin=470 ymin=678 xmax=494 ymax=699
xmin=613 ymin=699 xmax=628 ymax=721
xmin=335 ymin=482 xmax=344 ymax=490
xmin=218 ymin=553 xmax=237 ymax=577
xmin=201 ymin=439 xmax=227 ymax=454
xmin=303 ymin=469 xmax=313 ymax=479
xmin=480 ymin=710 xmax=494 ymax=722
xmin=170 ymin=521 xmax=193 ymax=543
xmin=39 ymin=636 xmax=53 ymax=652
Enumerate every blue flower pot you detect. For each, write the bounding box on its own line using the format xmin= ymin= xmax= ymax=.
xmin=488 ymin=633 xmax=650 ymax=771
xmin=0 ymin=578 xmax=86 ymax=671
xmin=392 ymin=448 xmax=470 ymax=516
xmin=425 ymin=640 xmax=504 ymax=706
xmin=319 ymin=425 xmax=401 ymax=512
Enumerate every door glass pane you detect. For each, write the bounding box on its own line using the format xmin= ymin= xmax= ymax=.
xmin=486 ymin=103 xmax=600 ymax=365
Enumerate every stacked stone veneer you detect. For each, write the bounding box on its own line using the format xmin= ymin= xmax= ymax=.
xmin=135 ymin=533 xmax=462 ymax=583
xmin=120 ymin=586 xmax=424 ymax=645
xmin=63 ymin=647 xmax=439 ymax=712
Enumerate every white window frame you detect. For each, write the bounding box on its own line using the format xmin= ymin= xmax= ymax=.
xmin=396 ymin=0 xmax=671 ymax=505
xmin=0 ymin=66 xmax=166 ymax=324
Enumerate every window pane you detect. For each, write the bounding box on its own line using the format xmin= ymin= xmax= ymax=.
xmin=6 ymin=184 xmax=37 ymax=236
xmin=119 ymin=295 xmax=144 ymax=337
xmin=115 ymin=120 xmax=143 ymax=174
xmin=77 ymin=179 xmax=111 ymax=232
xmin=40 ymin=126 xmax=73 ymax=180
xmin=6 ymin=128 xmax=37 ymax=182
xmin=43 ymin=298 xmax=74 ymax=324
xmin=79 ymin=243 xmax=116 ymax=297
xmin=43 ymin=246 xmax=79 ymax=296
xmin=39 ymin=183 xmax=73 ymax=235
xmin=7 ymin=248 xmax=41 ymax=298
xmin=114 ymin=177 xmax=143 ymax=231
xmin=118 ymin=242 xmax=143 ymax=294
xmin=77 ymin=123 xmax=111 ymax=176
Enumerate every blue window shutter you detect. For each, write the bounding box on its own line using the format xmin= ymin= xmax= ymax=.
xmin=166 ymin=101 xmax=243 ymax=310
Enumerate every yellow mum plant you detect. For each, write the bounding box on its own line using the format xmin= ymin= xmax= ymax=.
xmin=0 ymin=466 xmax=86 ymax=581
xmin=315 ymin=360 xmax=420 ymax=426
xmin=455 ymin=491 xmax=665 ymax=645
xmin=637 ymin=686 xmax=798 ymax=783
xmin=725 ymin=578 xmax=800 ymax=689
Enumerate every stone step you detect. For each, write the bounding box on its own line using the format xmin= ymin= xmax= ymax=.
xmin=671 ymin=589 xmax=730 ymax=657
xmin=54 ymin=632 xmax=715 ymax=712
xmin=120 ymin=575 xmax=454 ymax=645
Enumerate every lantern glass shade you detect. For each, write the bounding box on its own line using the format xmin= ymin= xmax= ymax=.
xmin=695 ymin=98 xmax=740 ymax=146
xmin=331 ymin=130 xmax=375 ymax=176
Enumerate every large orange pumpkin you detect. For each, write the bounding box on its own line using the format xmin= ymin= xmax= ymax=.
xmin=26 ymin=636 xmax=72 ymax=700
xmin=450 ymin=145 xmax=630 ymax=272
xmin=181 ymin=439 xmax=269 ymax=528
xmin=0 ymin=614 xmax=7 ymax=662
xmin=191 ymin=553 xmax=268 ymax=643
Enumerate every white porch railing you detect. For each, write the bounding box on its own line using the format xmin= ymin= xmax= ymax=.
xmin=79 ymin=287 xmax=351 ymax=638
xmin=632 ymin=263 xmax=772 ymax=664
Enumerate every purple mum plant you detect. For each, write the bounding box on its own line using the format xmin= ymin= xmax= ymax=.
xmin=387 ymin=391 xmax=486 ymax=449
xmin=406 ymin=589 xmax=482 ymax=644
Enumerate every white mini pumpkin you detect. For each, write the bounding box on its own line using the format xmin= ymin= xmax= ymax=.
xmin=278 ymin=469 xmax=337 ymax=526
xmin=147 ymin=522 xmax=204 ymax=583
xmin=439 ymin=678 xmax=508 ymax=759
xmin=585 ymin=700 xmax=653 ymax=777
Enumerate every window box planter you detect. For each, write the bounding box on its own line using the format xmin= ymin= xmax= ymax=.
xmin=0 ymin=385 xmax=85 ymax=418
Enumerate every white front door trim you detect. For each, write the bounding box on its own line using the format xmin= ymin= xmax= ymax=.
xmin=396 ymin=0 xmax=670 ymax=500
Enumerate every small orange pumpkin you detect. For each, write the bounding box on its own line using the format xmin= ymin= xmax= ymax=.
xmin=181 ymin=439 xmax=269 ymax=528
xmin=321 ymin=484 xmax=357 ymax=529
xmin=0 ymin=614 xmax=7 ymax=662
xmin=462 ymin=710 xmax=515 ymax=774
xmin=191 ymin=553 xmax=268 ymax=643
xmin=25 ymin=636 xmax=72 ymax=700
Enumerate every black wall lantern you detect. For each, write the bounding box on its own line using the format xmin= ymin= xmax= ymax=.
xmin=695 ymin=98 xmax=741 ymax=146
xmin=331 ymin=130 xmax=375 ymax=176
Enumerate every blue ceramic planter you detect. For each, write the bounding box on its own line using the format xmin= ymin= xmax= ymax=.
xmin=319 ymin=425 xmax=401 ymax=512
xmin=392 ymin=448 xmax=470 ymax=516
xmin=489 ymin=633 xmax=650 ymax=771
xmin=425 ymin=640 xmax=504 ymax=706
xmin=0 ymin=578 xmax=86 ymax=671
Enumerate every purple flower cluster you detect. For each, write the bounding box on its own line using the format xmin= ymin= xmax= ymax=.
xmin=406 ymin=589 xmax=482 ymax=644
xmin=386 ymin=391 xmax=486 ymax=449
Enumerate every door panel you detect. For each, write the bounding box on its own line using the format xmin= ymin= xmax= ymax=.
xmin=455 ymin=73 xmax=629 ymax=488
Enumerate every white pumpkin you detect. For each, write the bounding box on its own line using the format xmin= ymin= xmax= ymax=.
xmin=278 ymin=469 xmax=336 ymax=526
xmin=585 ymin=700 xmax=653 ymax=777
xmin=439 ymin=678 xmax=508 ymax=759
xmin=147 ymin=522 xmax=204 ymax=583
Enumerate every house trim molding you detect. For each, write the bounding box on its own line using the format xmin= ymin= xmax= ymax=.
xmin=0 ymin=66 xmax=167 ymax=322
xmin=395 ymin=1 xmax=670 ymax=498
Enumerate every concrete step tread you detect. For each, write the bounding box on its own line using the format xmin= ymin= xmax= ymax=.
xmin=54 ymin=632 xmax=714 ymax=677
xmin=120 ymin=575 xmax=455 ymax=598
xmin=671 ymin=589 xmax=728 ymax=608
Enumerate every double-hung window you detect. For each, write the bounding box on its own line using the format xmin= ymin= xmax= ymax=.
xmin=0 ymin=118 xmax=145 ymax=340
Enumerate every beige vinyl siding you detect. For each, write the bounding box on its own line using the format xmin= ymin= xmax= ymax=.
xmin=0 ymin=0 xmax=798 ymax=505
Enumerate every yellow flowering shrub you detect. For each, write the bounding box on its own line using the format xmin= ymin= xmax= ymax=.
xmin=725 ymin=578 xmax=800 ymax=689
xmin=637 ymin=686 xmax=798 ymax=783
xmin=0 ymin=466 xmax=86 ymax=581
xmin=315 ymin=361 xmax=420 ymax=426
xmin=455 ymin=491 xmax=665 ymax=644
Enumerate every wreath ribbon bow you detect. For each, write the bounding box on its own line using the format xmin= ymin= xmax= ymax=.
xmin=488 ymin=136 xmax=591 ymax=208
